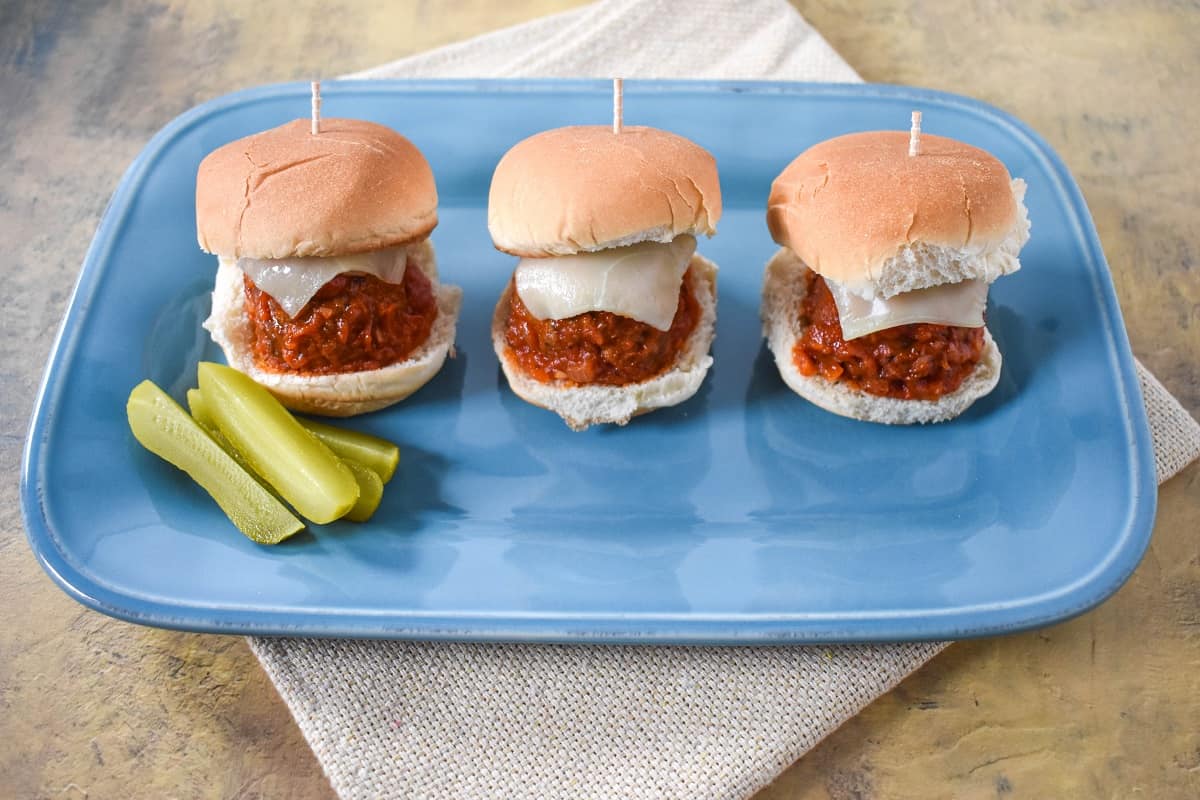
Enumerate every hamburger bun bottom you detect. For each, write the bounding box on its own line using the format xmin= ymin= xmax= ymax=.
xmin=761 ymin=248 xmax=1001 ymax=425
xmin=204 ymin=239 xmax=462 ymax=417
xmin=492 ymin=254 xmax=718 ymax=431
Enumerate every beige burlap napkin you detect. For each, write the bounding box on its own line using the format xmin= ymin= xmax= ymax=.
xmin=251 ymin=2 xmax=1200 ymax=798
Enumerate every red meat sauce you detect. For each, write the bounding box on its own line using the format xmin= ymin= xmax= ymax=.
xmin=504 ymin=268 xmax=700 ymax=386
xmin=243 ymin=260 xmax=437 ymax=375
xmin=793 ymin=271 xmax=985 ymax=401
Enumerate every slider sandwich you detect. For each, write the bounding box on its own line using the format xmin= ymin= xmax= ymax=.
xmin=197 ymin=117 xmax=462 ymax=416
xmin=488 ymin=125 xmax=722 ymax=430
xmin=763 ymin=130 xmax=1030 ymax=424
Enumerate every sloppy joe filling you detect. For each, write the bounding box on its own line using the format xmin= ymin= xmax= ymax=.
xmin=243 ymin=261 xmax=437 ymax=375
xmin=793 ymin=272 xmax=985 ymax=401
xmin=505 ymin=269 xmax=700 ymax=386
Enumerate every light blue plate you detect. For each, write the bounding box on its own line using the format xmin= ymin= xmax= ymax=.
xmin=21 ymin=80 xmax=1156 ymax=643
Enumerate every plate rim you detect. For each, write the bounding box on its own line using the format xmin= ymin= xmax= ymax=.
xmin=20 ymin=78 xmax=1158 ymax=644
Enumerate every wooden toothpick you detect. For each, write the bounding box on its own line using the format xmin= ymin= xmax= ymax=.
xmin=311 ymin=80 xmax=322 ymax=136
xmin=908 ymin=110 xmax=922 ymax=156
xmin=613 ymin=78 xmax=624 ymax=134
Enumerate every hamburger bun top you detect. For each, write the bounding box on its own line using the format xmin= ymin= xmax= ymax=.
xmin=488 ymin=125 xmax=721 ymax=258
xmin=196 ymin=118 xmax=437 ymax=259
xmin=767 ymin=131 xmax=1028 ymax=298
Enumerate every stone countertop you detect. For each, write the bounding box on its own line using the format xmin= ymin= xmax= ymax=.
xmin=1 ymin=1 xmax=1196 ymax=798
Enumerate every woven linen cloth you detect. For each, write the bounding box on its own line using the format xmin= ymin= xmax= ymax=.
xmin=251 ymin=1 xmax=1200 ymax=798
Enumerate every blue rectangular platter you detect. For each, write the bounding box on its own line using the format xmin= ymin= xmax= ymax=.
xmin=21 ymin=80 xmax=1157 ymax=643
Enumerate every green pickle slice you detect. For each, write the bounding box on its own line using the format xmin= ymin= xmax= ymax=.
xmin=126 ymin=380 xmax=303 ymax=544
xmin=187 ymin=388 xmax=243 ymax=460
xmin=342 ymin=459 xmax=384 ymax=522
xmin=297 ymin=418 xmax=400 ymax=484
xmin=187 ymin=388 xmax=283 ymax=499
xmin=197 ymin=362 xmax=359 ymax=525
xmin=187 ymin=387 xmax=217 ymax=430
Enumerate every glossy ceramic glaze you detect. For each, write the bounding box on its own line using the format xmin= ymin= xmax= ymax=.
xmin=21 ymin=80 xmax=1156 ymax=643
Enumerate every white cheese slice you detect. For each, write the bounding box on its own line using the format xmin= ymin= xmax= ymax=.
xmin=514 ymin=235 xmax=697 ymax=331
xmin=825 ymin=277 xmax=988 ymax=340
xmin=236 ymin=246 xmax=409 ymax=318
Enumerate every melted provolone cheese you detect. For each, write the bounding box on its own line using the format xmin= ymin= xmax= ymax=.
xmin=236 ymin=246 xmax=408 ymax=318
xmin=514 ymin=235 xmax=696 ymax=331
xmin=825 ymin=278 xmax=987 ymax=340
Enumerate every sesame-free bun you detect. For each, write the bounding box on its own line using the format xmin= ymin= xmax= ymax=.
xmin=488 ymin=125 xmax=722 ymax=258
xmin=492 ymin=255 xmax=718 ymax=431
xmin=761 ymin=248 xmax=1001 ymax=425
xmin=767 ymin=131 xmax=1030 ymax=299
xmin=204 ymin=239 xmax=462 ymax=417
xmin=196 ymin=118 xmax=438 ymax=260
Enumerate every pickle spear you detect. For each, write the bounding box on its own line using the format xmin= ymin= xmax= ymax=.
xmin=126 ymin=380 xmax=303 ymax=544
xmin=198 ymin=388 xmax=399 ymax=485
xmin=188 ymin=387 xmax=240 ymax=456
xmin=342 ymin=459 xmax=384 ymax=522
xmin=297 ymin=418 xmax=400 ymax=484
xmin=187 ymin=388 xmax=284 ymax=498
xmin=194 ymin=380 xmax=387 ymax=520
xmin=197 ymin=362 xmax=358 ymax=525
xmin=187 ymin=388 xmax=217 ymax=431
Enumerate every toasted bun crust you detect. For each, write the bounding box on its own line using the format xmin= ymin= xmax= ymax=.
xmin=761 ymin=248 xmax=1001 ymax=424
xmin=488 ymin=126 xmax=722 ymax=257
xmin=767 ymin=131 xmax=1029 ymax=298
xmin=203 ymin=239 xmax=461 ymax=417
xmin=196 ymin=118 xmax=438 ymax=260
xmin=492 ymin=255 xmax=718 ymax=430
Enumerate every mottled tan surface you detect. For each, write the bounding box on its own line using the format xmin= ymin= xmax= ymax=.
xmin=1 ymin=2 xmax=1196 ymax=799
